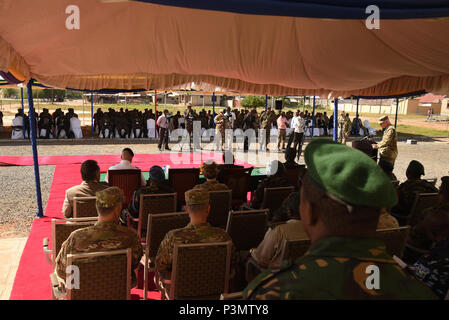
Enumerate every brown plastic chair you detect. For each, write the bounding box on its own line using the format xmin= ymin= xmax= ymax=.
xmin=262 ymin=186 xmax=295 ymax=220
xmin=129 ymin=192 xmax=177 ymax=239
xmin=50 ymin=248 xmax=132 ymax=300
xmin=423 ymin=178 xmax=437 ymax=186
xmin=407 ymin=193 xmax=439 ymax=226
xmin=108 ymin=169 xmax=142 ymax=206
xmin=226 ymin=209 xmax=268 ymax=251
xmin=168 ymin=168 xmax=200 ymax=209
xmin=375 ymin=226 xmax=411 ymax=259
xmin=143 ymin=212 xmax=190 ymax=299
xmin=73 ymin=196 xmax=97 ymax=218
xmin=208 ymin=190 xmax=232 ymax=229
xmin=43 ymin=217 xmax=97 ymax=266
xmin=222 ymin=167 xmax=253 ymax=208
xmin=161 ymin=241 xmax=232 ymax=300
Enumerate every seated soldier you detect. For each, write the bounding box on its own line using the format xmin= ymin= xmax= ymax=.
xmin=393 ymin=160 xmax=438 ymax=217
xmin=105 ymin=148 xmax=146 ymax=186
xmin=194 ymin=161 xmax=229 ymax=192
xmin=378 ymin=158 xmax=397 ymax=181
xmin=155 ymin=189 xmax=237 ymax=293
xmin=270 ymin=167 xmax=307 ymax=223
xmin=283 ymin=148 xmax=301 ymax=170
xmin=412 ymin=208 xmax=449 ymax=299
xmin=216 ymin=151 xmax=243 ymax=183
xmin=244 ymin=140 xmax=437 ymax=300
xmin=249 ymin=160 xmax=293 ymax=210
xmin=62 ymin=160 xmax=108 ymax=218
xmin=408 ymin=176 xmax=449 ymax=251
xmin=121 ymin=165 xmax=174 ymax=222
xmin=55 ymin=187 xmax=143 ymax=287
xmin=249 ymin=197 xmax=308 ymax=270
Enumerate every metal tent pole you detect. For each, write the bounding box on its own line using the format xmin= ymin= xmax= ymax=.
xmin=394 ymin=98 xmax=399 ymax=128
xmin=311 ymin=96 xmax=316 ymax=134
xmin=27 ymin=80 xmax=44 ymax=218
xmin=212 ymin=92 xmax=216 ymax=129
xmin=303 ymin=96 xmax=306 ymax=112
xmin=91 ymin=91 xmax=94 ymax=138
xmin=355 ymin=97 xmax=360 ymax=136
xmin=154 ymin=90 xmax=157 ymax=138
xmin=265 ymin=94 xmax=268 ymax=112
xmin=333 ymin=99 xmax=338 ymax=142
xmin=21 ymin=87 xmax=26 ymax=137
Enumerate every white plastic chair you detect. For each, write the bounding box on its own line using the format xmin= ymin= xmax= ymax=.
xmin=70 ymin=117 xmax=83 ymax=139
xmin=147 ymin=119 xmax=158 ymax=138
xmin=313 ymin=128 xmax=321 ymax=136
xmin=11 ymin=116 xmax=25 ymax=139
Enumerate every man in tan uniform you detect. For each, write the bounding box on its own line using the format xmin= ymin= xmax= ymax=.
xmin=62 ymin=160 xmax=108 ymax=218
xmin=214 ymin=111 xmax=227 ymax=150
xmin=373 ymin=115 xmax=398 ymax=165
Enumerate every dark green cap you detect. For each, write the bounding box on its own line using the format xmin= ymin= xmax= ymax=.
xmin=304 ymin=140 xmax=398 ymax=208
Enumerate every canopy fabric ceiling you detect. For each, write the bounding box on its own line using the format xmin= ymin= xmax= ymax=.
xmin=127 ymin=0 xmax=449 ymax=19
xmin=1 ymin=0 xmax=449 ymax=97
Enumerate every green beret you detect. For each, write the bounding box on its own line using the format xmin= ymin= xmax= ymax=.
xmin=185 ymin=189 xmax=209 ymax=205
xmin=407 ymin=160 xmax=425 ymax=176
xmin=96 ymin=187 xmax=124 ymax=209
xmin=304 ymin=140 xmax=397 ymax=208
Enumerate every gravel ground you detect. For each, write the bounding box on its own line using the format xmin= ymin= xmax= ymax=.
xmin=0 ymin=137 xmax=448 ymax=237
xmin=0 ymin=165 xmax=54 ymax=238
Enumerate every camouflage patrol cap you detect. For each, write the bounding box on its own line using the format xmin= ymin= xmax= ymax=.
xmin=185 ymin=189 xmax=209 ymax=205
xmin=96 ymin=187 xmax=124 ymax=209
xmin=304 ymin=139 xmax=397 ymax=208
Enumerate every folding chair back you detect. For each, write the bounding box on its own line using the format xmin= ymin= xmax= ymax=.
xmin=52 ymin=218 xmax=97 ymax=264
xmin=208 ymin=190 xmax=232 ymax=228
xmin=168 ymin=168 xmax=200 ymax=209
xmin=66 ymin=248 xmax=131 ymax=300
xmin=408 ymin=193 xmax=439 ymax=226
xmin=423 ymin=178 xmax=437 ymax=186
xmin=222 ymin=167 xmax=253 ymax=207
xmin=279 ymin=238 xmax=311 ymax=264
xmin=375 ymin=226 xmax=411 ymax=259
xmin=108 ymin=169 xmax=142 ymax=206
xmin=169 ymin=241 xmax=232 ymax=299
xmin=226 ymin=210 xmax=268 ymax=251
xmin=73 ymin=196 xmax=97 ymax=218
xmin=146 ymin=212 xmax=190 ymax=258
xmin=262 ymin=186 xmax=295 ymax=220
xmin=138 ymin=193 xmax=177 ymax=238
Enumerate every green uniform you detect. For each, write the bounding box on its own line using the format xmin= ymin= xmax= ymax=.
xmin=337 ymin=115 xmax=351 ymax=144
xmin=155 ymin=222 xmax=235 ymax=279
xmin=55 ymin=221 xmax=143 ymax=280
xmin=244 ymin=236 xmax=437 ymax=300
xmin=260 ymin=111 xmax=274 ymax=147
xmin=377 ymin=125 xmax=398 ymax=165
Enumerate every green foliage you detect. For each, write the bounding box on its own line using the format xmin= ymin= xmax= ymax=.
xmin=241 ymin=95 xmax=266 ymax=109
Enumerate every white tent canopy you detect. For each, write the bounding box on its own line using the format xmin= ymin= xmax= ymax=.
xmin=1 ymin=0 xmax=449 ymax=97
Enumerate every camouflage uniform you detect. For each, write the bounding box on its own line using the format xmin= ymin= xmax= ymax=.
xmin=250 ymin=175 xmax=293 ymax=210
xmin=259 ymin=111 xmax=274 ymax=148
xmin=244 ymin=236 xmax=437 ymax=299
xmin=394 ymin=180 xmax=438 ymax=217
xmin=214 ymin=113 xmax=226 ymax=149
xmin=194 ymin=180 xmax=229 ymax=192
xmin=413 ymin=239 xmax=449 ymax=299
xmin=337 ymin=115 xmax=351 ymax=144
xmin=377 ymin=125 xmax=398 ymax=165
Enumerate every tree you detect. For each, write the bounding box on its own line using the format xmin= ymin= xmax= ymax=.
xmin=241 ymin=95 xmax=265 ymax=109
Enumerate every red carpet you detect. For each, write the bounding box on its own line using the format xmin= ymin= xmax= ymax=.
xmin=9 ymin=152 xmax=252 ymax=300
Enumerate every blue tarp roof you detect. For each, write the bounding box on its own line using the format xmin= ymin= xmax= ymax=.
xmin=129 ymin=0 xmax=449 ymax=19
